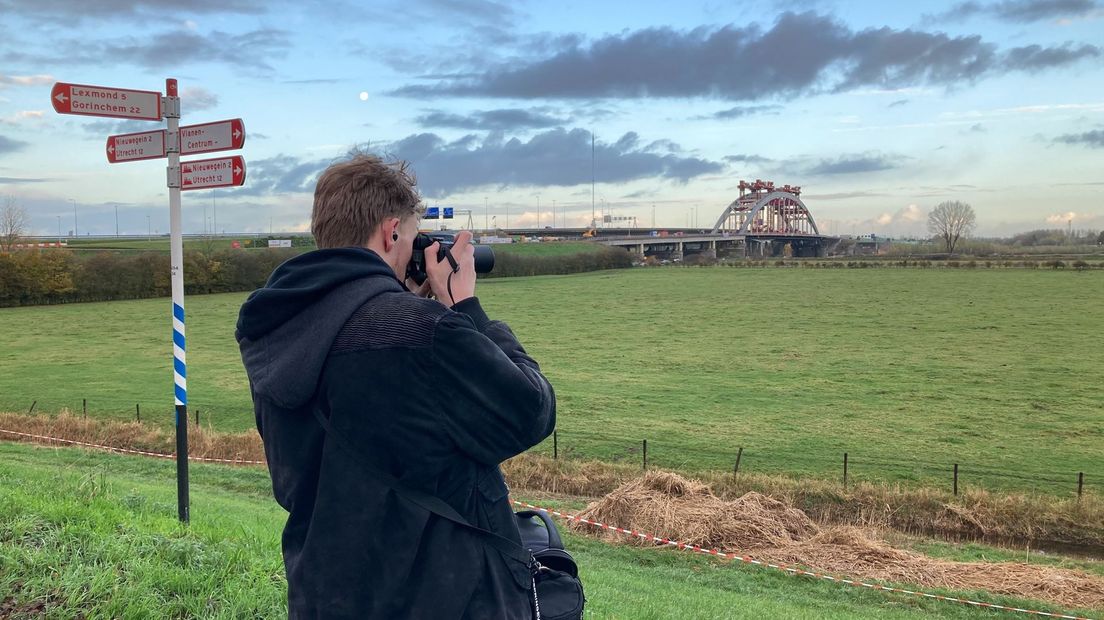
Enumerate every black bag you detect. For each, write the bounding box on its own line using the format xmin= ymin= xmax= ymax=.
xmin=516 ymin=510 xmax=585 ymax=620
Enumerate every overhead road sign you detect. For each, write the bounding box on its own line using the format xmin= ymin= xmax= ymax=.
xmin=179 ymin=118 xmax=245 ymax=155
xmin=106 ymin=130 xmax=167 ymax=163
xmin=51 ymin=82 xmax=162 ymax=121
xmin=180 ymin=155 xmax=245 ymax=190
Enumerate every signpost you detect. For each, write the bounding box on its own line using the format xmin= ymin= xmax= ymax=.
xmin=105 ymin=119 xmax=246 ymax=163
xmin=52 ymin=77 xmax=248 ymax=525
xmin=181 ymin=156 xmax=246 ymax=190
xmin=106 ymin=130 xmax=166 ymax=163
xmin=180 ymin=119 xmax=245 ymax=156
xmin=51 ymin=82 xmax=162 ymax=121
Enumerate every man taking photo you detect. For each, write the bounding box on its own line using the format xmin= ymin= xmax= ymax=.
xmin=236 ymin=152 xmax=556 ymax=618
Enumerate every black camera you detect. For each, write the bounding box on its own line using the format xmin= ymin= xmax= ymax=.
xmin=406 ymin=232 xmax=495 ymax=285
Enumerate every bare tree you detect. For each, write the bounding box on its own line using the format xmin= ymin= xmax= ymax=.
xmin=927 ymin=200 xmax=976 ymax=255
xmin=1 ymin=195 xmax=30 ymax=252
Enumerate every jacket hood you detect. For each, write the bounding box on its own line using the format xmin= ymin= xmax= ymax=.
xmin=236 ymin=247 xmax=403 ymax=409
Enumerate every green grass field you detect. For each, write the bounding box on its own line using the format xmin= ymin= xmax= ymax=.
xmin=0 ymin=267 xmax=1100 ymax=493
xmin=1 ymin=441 xmax=1092 ymax=619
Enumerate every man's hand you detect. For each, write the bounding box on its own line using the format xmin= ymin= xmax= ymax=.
xmin=425 ymin=230 xmax=476 ymax=307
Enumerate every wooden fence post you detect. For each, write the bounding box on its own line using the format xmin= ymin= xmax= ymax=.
xmin=642 ymin=439 xmax=648 ymax=471
xmin=83 ymin=399 xmax=87 ymax=419
xmin=953 ymin=464 xmax=959 ymax=496
xmin=136 ymin=404 xmax=140 ymax=423
xmin=843 ymin=452 xmax=848 ymax=488
xmin=553 ymin=430 xmax=558 ymax=460
xmin=734 ymin=447 xmax=743 ymax=475
xmin=1078 ymin=472 xmax=1084 ymax=500
xmin=195 ymin=409 xmax=200 ymax=426
xmin=27 ymin=401 xmax=36 ymax=415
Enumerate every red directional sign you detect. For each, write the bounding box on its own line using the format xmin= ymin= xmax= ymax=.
xmin=180 ymin=156 xmax=245 ymax=191
xmin=106 ymin=129 xmax=166 ymax=163
xmin=51 ymin=82 xmax=162 ymax=121
xmin=179 ymin=119 xmax=245 ymax=156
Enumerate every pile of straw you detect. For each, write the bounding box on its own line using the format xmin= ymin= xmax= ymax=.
xmin=576 ymin=471 xmax=1104 ymax=611
xmin=574 ymin=471 xmax=818 ymax=550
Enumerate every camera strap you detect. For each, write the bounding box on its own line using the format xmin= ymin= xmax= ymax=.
xmin=310 ymin=405 xmax=535 ymax=569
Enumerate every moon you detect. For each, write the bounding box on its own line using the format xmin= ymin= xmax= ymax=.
xmin=359 ymin=91 xmax=369 ymax=101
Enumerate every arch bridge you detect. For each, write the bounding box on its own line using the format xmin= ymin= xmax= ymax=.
xmin=600 ymin=180 xmax=834 ymax=259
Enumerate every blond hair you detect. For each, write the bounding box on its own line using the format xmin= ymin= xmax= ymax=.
xmin=311 ymin=153 xmax=423 ymax=249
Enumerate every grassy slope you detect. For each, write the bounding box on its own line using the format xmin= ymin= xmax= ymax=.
xmin=1 ymin=442 xmax=1090 ymax=619
xmin=0 ymin=267 xmax=1100 ymax=493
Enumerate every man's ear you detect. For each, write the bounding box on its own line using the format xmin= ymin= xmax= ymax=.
xmin=382 ymin=217 xmax=401 ymax=251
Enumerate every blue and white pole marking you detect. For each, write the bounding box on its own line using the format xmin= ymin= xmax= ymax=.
xmin=172 ymin=301 xmax=186 ymax=408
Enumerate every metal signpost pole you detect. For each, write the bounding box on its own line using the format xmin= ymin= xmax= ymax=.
xmin=165 ymin=78 xmax=190 ymax=524
xmin=53 ymin=77 xmax=245 ymax=526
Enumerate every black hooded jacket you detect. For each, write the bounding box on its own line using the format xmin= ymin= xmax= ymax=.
xmin=236 ymin=247 xmax=556 ymax=619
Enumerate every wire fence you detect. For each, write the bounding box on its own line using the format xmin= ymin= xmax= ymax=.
xmin=5 ymin=398 xmax=1097 ymax=498
xmin=536 ymin=428 xmax=1096 ymax=499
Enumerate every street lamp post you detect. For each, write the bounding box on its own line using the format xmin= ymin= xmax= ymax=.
xmin=69 ymin=199 xmax=77 ymax=238
xmin=536 ymin=194 xmax=541 ymax=229
xmin=147 ymin=215 xmax=151 ymax=241
xmin=484 ymin=196 xmax=488 ymax=231
xmin=115 ymin=204 xmax=119 ymax=237
xmin=57 ymin=216 xmax=61 ymax=244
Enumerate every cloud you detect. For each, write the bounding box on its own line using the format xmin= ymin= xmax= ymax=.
xmin=0 ymin=74 xmax=54 ymax=88
xmin=927 ymin=0 xmax=1100 ymax=23
xmin=0 ymin=111 xmax=44 ymax=126
xmin=80 ymin=120 xmax=163 ymax=136
xmin=414 ymin=108 xmax=570 ymax=131
xmin=1003 ymin=43 xmax=1100 ymax=71
xmin=697 ymin=105 xmax=783 ymax=120
xmin=802 ymin=152 xmax=907 ymax=175
xmin=2 ymin=28 xmax=291 ymax=72
xmin=888 ymin=99 xmax=910 ymax=107
xmin=392 ymin=12 xmax=1100 ymax=101
xmin=384 ymin=128 xmax=724 ymax=198
xmin=1045 ymin=210 xmax=1096 ymax=223
xmin=0 ymin=0 xmax=265 ymax=23
xmin=181 ymin=86 xmax=219 ymax=112
xmin=724 ymin=154 xmax=774 ymax=164
xmin=0 ymin=134 xmax=29 ymax=155
xmin=225 ymin=154 xmax=330 ymax=197
xmin=1054 ymin=129 xmax=1104 ymax=147
xmin=0 ymin=176 xmax=49 ymax=184
xmin=282 ymin=78 xmax=345 ymax=84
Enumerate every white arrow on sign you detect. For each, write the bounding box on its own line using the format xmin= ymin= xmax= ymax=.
xmin=180 ymin=155 xmax=246 ymax=191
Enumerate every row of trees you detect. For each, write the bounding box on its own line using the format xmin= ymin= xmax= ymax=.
xmin=0 ymin=245 xmax=633 ymax=307
xmin=0 ymin=249 xmax=299 ymax=306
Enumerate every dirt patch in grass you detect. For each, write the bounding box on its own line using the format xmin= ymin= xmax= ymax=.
xmin=575 ymin=471 xmax=1104 ymax=611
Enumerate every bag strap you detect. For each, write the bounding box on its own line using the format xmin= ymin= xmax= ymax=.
xmin=311 ymin=406 xmax=534 ymax=568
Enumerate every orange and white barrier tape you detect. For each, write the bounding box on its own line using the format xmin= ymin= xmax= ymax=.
xmin=511 ymin=500 xmax=1097 ymax=620
xmin=0 ymin=427 xmax=1094 ymax=619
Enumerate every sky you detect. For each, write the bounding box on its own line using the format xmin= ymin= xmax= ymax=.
xmin=0 ymin=0 xmax=1102 ymax=238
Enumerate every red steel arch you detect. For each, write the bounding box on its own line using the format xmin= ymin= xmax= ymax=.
xmin=710 ymin=180 xmax=821 ymax=236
